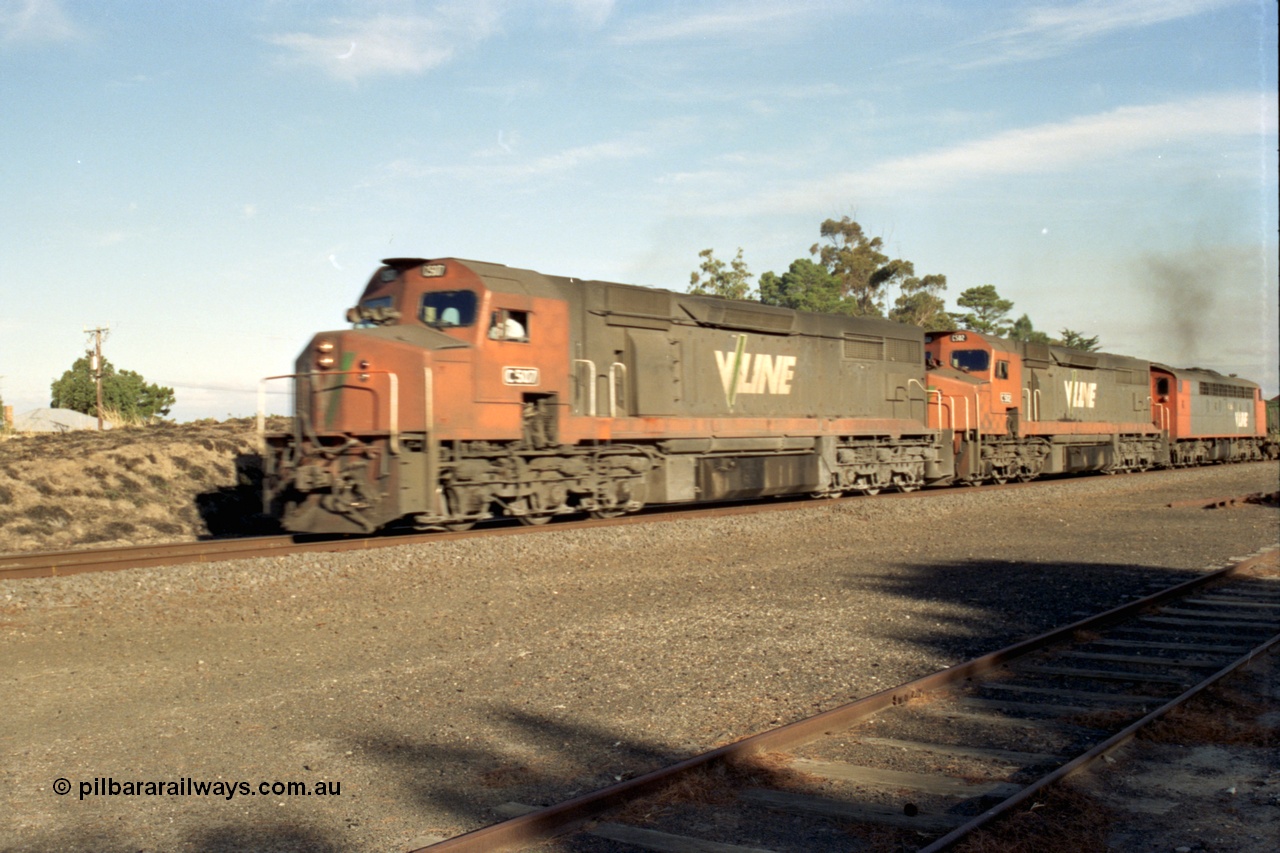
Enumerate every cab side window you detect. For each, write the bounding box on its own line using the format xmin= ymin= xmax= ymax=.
xmin=488 ymin=309 xmax=529 ymax=342
xmin=996 ymin=360 xmax=1009 ymax=380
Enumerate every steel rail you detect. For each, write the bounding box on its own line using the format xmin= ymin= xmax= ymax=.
xmin=413 ymin=548 xmax=1278 ymax=853
xmin=918 ymin=626 xmax=1280 ymax=852
xmin=3 ymin=477 xmax=1272 ymax=582
xmin=0 ymin=534 xmax=389 ymax=580
xmin=0 ymin=476 xmax=1067 ymax=581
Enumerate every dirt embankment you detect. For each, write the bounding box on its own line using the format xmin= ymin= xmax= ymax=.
xmin=0 ymin=420 xmax=279 ymax=554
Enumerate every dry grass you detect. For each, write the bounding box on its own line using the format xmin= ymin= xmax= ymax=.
xmin=98 ymin=405 xmax=155 ymax=429
xmin=0 ymin=418 xmax=282 ymax=553
xmin=1140 ymin=683 xmax=1276 ymax=747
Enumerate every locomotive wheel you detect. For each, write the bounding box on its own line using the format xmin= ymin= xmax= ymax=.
xmin=892 ymin=472 xmax=920 ymax=493
xmin=443 ymin=520 xmax=476 ymax=532
xmin=588 ymin=508 xmax=626 ymax=520
xmin=510 ymin=491 xmax=560 ymax=525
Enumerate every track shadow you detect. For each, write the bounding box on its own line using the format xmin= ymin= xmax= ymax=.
xmin=2 ymin=821 xmax=347 ymax=853
xmin=835 ymin=557 xmax=1198 ymax=661
xmin=348 ymin=557 xmax=1214 ymax=842
xmin=5 ymin=558 xmax=1230 ymax=851
xmin=352 ymin=707 xmax=690 ymax=827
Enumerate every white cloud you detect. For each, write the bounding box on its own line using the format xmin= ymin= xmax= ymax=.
xmin=375 ymin=137 xmax=650 ymax=185
xmin=611 ymin=1 xmax=830 ymax=44
xmin=268 ymin=3 xmax=502 ymax=81
xmin=720 ymin=92 xmax=1277 ymax=214
xmin=0 ymin=0 xmax=81 ymax=43
xmin=552 ymin=0 xmax=615 ymax=29
xmin=862 ymin=92 xmax=1274 ymax=188
xmin=960 ymin=0 xmax=1243 ymax=67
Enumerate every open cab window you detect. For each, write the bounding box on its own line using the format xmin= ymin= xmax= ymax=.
xmin=488 ymin=309 xmax=529 ymax=342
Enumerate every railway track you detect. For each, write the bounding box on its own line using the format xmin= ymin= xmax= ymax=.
xmin=414 ymin=548 xmax=1280 ymax=853
xmin=0 ymin=479 xmax=1038 ymax=581
xmin=3 ymin=479 xmax=1270 ymax=582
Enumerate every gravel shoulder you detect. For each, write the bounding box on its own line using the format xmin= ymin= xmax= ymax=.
xmin=2 ymin=463 xmax=1277 ymax=852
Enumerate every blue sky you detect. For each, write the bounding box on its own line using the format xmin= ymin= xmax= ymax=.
xmin=2 ymin=0 xmax=1276 ymax=421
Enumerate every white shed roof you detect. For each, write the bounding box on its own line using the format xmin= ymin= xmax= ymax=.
xmin=11 ymin=408 xmax=111 ymax=432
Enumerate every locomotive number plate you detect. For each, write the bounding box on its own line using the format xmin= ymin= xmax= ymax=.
xmin=503 ymin=366 xmax=540 ymax=386
xmin=950 ymin=333 xmax=967 ymax=342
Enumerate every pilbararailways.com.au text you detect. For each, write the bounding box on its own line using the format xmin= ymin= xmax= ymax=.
xmin=53 ymin=777 xmax=342 ymax=801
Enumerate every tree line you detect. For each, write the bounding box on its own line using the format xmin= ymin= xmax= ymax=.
xmin=49 ymin=354 xmax=175 ymax=423
xmin=688 ymin=216 xmax=1101 ymax=351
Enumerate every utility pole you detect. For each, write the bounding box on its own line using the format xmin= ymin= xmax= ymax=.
xmin=84 ymin=326 xmax=109 ymax=430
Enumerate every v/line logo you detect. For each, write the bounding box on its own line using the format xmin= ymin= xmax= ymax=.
xmin=1064 ymin=379 xmax=1097 ymax=409
xmin=715 ymin=341 xmax=796 ymax=405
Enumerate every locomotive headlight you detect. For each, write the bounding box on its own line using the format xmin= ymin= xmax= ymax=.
xmin=315 ymin=338 xmax=336 ymax=369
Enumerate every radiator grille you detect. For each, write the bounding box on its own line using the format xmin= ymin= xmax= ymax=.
xmin=1200 ymin=381 xmax=1253 ymax=399
xmin=886 ymin=339 xmax=921 ymax=364
xmin=721 ymin=307 xmax=795 ymax=332
xmin=843 ymin=334 xmax=884 ymax=360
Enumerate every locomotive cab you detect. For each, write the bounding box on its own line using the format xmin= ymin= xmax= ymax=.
xmin=262 ymin=258 xmax=581 ymax=534
xmin=926 ymin=327 xmax=1024 ymax=438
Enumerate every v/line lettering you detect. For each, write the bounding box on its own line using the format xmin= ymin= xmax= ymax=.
xmin=1063 ymin=379 xmax=1097 ymax=409
xmin=715 ymin=350 xmax=797 ymax=399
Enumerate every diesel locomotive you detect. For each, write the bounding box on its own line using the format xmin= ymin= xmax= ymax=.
xmin=260 ymin=257 xmax=1275 ymax=534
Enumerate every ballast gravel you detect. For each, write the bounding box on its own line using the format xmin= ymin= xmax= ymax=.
xmin=1 ymin=463 xmax=1277 ymax=852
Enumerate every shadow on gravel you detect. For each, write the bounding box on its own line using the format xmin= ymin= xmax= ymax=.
xmin=2 ymin=822 xmax=347 ymax=853
xmin=347 ymin=559 xmax=1241 ymax=843
xmin=353 ymin=709 xmax=691 ymax=830
xmin=189 ymin=822 xmax=348 ymax=853
xmin=840 ymin=557 xmax=1203 ymax=668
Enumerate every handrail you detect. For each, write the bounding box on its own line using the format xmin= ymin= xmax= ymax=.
xmin=608 ymin=362 xmax=627 ymax=417
xmin=258 ymin=370 xmax=400 ymax=454
xmin=1151 ymin=399 xmax=1169 ymax=432
xmin=974 ymin=389 xmax=981 ymax=447
xmin=923 ymin=387 xmax=953 ymax=431
xmin=1033 ymin=388 xmax=1041 ymax=422
xmin=424 ymin=366 xmax=437 ymax=512
xmin=573 ymin=358 xmax=597 ymax=417
xmin=907 ymin=379 xmax=937 ymax=430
